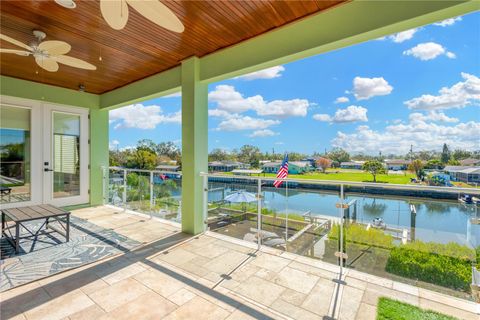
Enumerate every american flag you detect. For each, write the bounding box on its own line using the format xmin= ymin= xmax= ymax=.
xmin=273 ymin=154 xmax=288 ymax=188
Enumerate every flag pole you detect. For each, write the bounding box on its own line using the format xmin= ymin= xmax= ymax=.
xmin=285 ymin=179 xmax=289 ymax=243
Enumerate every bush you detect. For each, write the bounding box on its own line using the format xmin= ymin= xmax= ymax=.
xmin=386 ymin=241 xmax=474 ymax=291
xmin=377 ymin=297 xmax=457 ymax=320
xmin=328 ymin=223 xmax=394 ymax=249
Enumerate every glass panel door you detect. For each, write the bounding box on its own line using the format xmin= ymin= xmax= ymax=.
xmin=52 ymin=113 xmax=81 ymax=198
xmin=44 ymin=105 xmax=89 ymax=206
xmin=0 ymin=105 xmax=32 ymax=204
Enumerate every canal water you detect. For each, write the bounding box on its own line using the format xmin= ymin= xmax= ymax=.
xmin=207 ymin=182 xmax=480 ymax=248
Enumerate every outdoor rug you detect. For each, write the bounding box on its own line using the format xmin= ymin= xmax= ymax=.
xmin=0 ymin=216 xmax=140 ymax=291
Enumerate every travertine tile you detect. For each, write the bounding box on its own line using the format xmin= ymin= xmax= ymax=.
xmin=355 ymin=303 xmax=376 ymax=320
xmin=249 ymin=253 xmax=290 ymax=273
xmin=98 ymin=292 xmax=177 ymax=320
xmin=88 ymin=278 xmax=150 ymax=312
xmin=133 ymin=268 xmax=185 ymax=298
xmin=167 ymin=288 xmax=197 ymax=306
xmin=301 ymin=277 xmax=334 ymax=316
xmin=418 ymin=298 xmax=479 ymax=320
xmin=69 ymin=304 xmax=106 ymax=320
xmin=162 ymin=296 xmax=230 ymax=320
xmin=280 ymin=288 xmax=307 ymax=306
xmin=271 ymin=299 xmax=322 ymax=320
xmin=0 ymin=286 xmax=51 ymax=319
xmin=272 ymin=266 xmax=319 ymax=294
xmin=24 ymin=290 xmax=94 ymax=320
xmin=338 ymin=285 xmax=364 ymax=320
xmin=234 ymin=276 xmax=285 ymax=306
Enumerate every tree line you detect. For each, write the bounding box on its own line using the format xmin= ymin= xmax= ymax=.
xmin=110 ymin=139 xmax=479 ymax=170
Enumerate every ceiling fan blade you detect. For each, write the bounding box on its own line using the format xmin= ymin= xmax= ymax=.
xmin=35 ymin=57 xmax=59 ymax=72
xmin=55 ymin=55 xmax=97 ymax=70
xmin=127 ymin=0 xmax=184 ymax=33
xmin=0 ymin=48 xmax=30 ymax=56
xmin=38 ymin=40 xmax=71 ymax=55
xmin=100 ymin=0 xmax=129 ymax=30
xmin=0 ymin=34 xmax=33 ymax=51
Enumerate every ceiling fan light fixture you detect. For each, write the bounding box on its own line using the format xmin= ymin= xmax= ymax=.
xmin=54 ymin=0 xmax=76 ymax=9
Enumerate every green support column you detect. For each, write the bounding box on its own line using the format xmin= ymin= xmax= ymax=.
xmin=89 ymin=107 xmax=109 ymax=206
xmin=181 ymin=57 xmax=208 ymax=234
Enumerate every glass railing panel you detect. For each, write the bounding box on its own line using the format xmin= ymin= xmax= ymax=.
xmin=151 ymin=172 xmax=182 ymax=222
xmin=207 ymin=176 xmax=259 ymax=246
xmin=124 ymin=170 xmax=151 ymax=213
xmin=107 ymin=167 xmax=126 ymax=207
xmin=340 ymin=183 xmax=479 ymax=300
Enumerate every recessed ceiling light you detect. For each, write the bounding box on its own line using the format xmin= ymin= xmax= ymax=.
xmin=54 ymin=0 xmax=76 ymax=9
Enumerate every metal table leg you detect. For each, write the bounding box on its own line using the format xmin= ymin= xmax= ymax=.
xmin=66 ymin=214 xmax=70 ymax=242
xmin=15 ymin=222 xmax=20 ymax=253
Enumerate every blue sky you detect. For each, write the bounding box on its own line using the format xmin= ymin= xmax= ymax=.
xmin=109 ymin=12 xmax=480 ymax=155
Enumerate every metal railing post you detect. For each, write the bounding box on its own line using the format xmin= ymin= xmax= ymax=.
xmin=150 ymin=171 xmax=154 ymax=212
xmin=123 ymin=169 xmax=127 ymax=211
xmin=202 ymin=174 xmax=208 ymax=232
xmin=339 ymin=184 xmax=344 ymax=274
xmin=101 ymin=166 xmax=106 ymax=205
xmin=257 ymin=178 xmax=262 ymax=250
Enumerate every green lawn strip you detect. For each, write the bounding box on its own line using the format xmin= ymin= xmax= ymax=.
xmin=377 ymin=297 xmax=458 ymax=320
xmin=223 ymin=171 xmax=415 ymax=185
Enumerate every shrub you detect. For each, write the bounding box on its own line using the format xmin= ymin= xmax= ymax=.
xmin=377 ymin=297 xmax=457 ymax=320
xmin=328 ymin=223 xmax=394 ymax=249
xmin=386 ymin=241 xmax=473 ymax=291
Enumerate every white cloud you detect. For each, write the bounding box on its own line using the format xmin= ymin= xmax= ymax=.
xmin=110 ymin=104 xmax=181 ymax=130
xmin=249 ymin=129 xmax=278 ymax=138
xmin=334 ymin=96 xmax=350 ymax=104
xmin=403 ymin=42 xmax=455 ymax=61
xmin=275 ymin=141 xmax=284 ymax=145
xmin=163 ymin=92 xmax=181 ymax=98
xmin=389 ymin=28 xmax=418 ymax=43
xmin=408 ymin=111 xmax=459 ymax=123
xmin=235 ymin=66 xmax=285 ymax=80
xmin=216 ymin=115 xmax=279 ymax=131
xmin=109 ymin=140 xmax=120 ymax=150
xmin=256 ymin=99 xmax=309 ymax=117
xmin=404 ymin=73 xmax=480 ymax=110
xmin=313 ymin=114 xmax=332 ymax=122
xmin=313 ymin=105 xmax=368 ymax=123
xmin=353 ymin=77 xmax=393 ymax=100
xmin=208 ymin=85 xmax=310 ymax=117
xmin=332 ymin=120 xmax=480 ymax=154
xmin=434 ymin=16 xmax=462 ymax=27
xmin=208 ymin=109 xmax=234 ymax=119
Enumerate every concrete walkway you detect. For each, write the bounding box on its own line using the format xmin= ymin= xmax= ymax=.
xmin=1 ymin=206 xmax=478 ymax=320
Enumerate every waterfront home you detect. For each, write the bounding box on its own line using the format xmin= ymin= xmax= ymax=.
xmin=445 ymin=166 xmax=480 ymax=184
xmin=208 ymin=161 xmax=250 ymax=172
xmin=340 ymin=161 xmax=365 ymax=170
xmin=385 ymin=159 xmax=411 ymax=171
xmin=460 ymin=158 xmax=480 ymax=166
xmin=262 ymin=161 xmax=312 ymax=174
xmin=155 ymin=164 xmax=181 ymax=172
xmin=231 ymin=169 xmax=264 ymax=176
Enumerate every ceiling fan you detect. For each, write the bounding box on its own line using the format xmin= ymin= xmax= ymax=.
xmin=0 ymin=30 xmax=96 ymax=72
xmin=55 ymin=0 xmax=184 ymax=33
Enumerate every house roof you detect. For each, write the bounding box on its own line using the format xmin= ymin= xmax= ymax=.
xmin=155 ymin=165 xmax=180 ymax=170
xmin=385 ymin=159 xmax=411 ymax=165
xmin=460 ymin=158 xmax=480 ymax=166
xmin=445 ymin=166 xmax=480 ymax=174
xmin=262 ymin=161 xmax=311 ymax=168
xmin=340 ymin=161 xmax=364 ymax=166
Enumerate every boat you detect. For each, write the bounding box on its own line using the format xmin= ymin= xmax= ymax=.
xmin=372 ymin=217 xmax=386 ymax=229
xmin=459 ymin=194 xmax=473 ymax=204
xmin=472 ymin=196 xmax=480 ymax=205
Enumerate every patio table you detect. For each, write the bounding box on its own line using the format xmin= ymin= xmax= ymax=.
xmin=1 ymin=204 xmax=70 ymax=253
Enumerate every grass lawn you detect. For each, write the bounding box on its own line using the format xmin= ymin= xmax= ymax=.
xmin=377 ymin=298 xmax=458 ymax=320
xmin=241 ymin=171 xmax=416 ymax=185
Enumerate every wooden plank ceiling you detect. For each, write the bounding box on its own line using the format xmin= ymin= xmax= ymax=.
xmin=0 ymin=0 xmax=345 ymax=94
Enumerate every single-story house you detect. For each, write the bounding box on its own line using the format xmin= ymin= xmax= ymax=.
xmin=460 ymin=158 xmax=480 ymax=166
xmin=231 ymin=169 xmax=263 ymax=176
xmin=444 ymin=166 xmax=480 ymax=184
xmin=262 ymin=161 xmax=312 ymax=174
xmin=156 ymin=165 xmax=181 ymax=172
xmin=385 ymin=159 xmax=411 ymax=171
xmin=340 ymin=161 xmax=364 ymax=170
xmin=208 ymin=161 xmax=250 ymax=172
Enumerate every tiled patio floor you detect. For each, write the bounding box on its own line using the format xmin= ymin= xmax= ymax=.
xmin=1 ymin=206 xmax=478 ymax=320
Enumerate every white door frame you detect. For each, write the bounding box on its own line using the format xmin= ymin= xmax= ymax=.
xmin=0 ymin=95 xmax=90 ymax=209
xmin=43 ymin=103 xmax=89 ymax=207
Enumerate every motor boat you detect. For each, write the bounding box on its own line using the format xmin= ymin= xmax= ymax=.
xmin=372 ymin=217 xmax=386 ymax=229
xmin=459 ymin=194 xmax=473 ymax=204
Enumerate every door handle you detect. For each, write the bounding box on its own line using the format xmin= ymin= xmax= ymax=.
xmin=44 ymin=168 xmax=54 ymax=172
